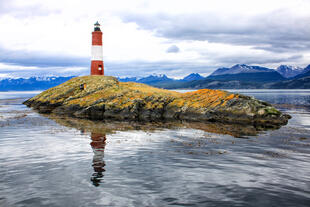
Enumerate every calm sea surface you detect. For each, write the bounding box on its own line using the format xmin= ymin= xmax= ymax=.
xmin=0 ymin=89 xmax=310 ymax=207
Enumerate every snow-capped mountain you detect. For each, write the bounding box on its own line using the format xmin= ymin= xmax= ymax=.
xmin=276 ymin=65 xmax=304 ymax=78
xmin=0 ymin=76 xmax=75 ymax=91
xmin=292 ymin=65 xmax=310 ymax=79
xmin=137 ymin=74 xmax=172 ymax=84
xmin=118 ymin=74 xmax=174 ymax=85
xmin=208 ymin=64 xmax=285 ymax=82
xmin=303 ymin=64 xmax=310 ymax=74
xmin=210 ymin=64 xmax=274 ymax=76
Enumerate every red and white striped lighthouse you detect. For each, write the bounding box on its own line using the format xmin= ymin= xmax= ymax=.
xmin=91 ymin=21 xmax=104 ymax=75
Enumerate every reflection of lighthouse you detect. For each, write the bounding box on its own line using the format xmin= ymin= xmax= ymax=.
xmin=90 ymin=132 xmax=106 ymax=186
xmin=90 ymin=21 xmax=104 ymax=75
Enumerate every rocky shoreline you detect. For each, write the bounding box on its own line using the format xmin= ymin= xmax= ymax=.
xmin=23 ymin=76 xmax=291 ymax=127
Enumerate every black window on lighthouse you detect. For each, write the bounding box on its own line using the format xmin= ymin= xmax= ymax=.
xmin=94 ymin=21 xmax=101 ymax=31
xmin=98 ymin=65 xmax=102 ymax=71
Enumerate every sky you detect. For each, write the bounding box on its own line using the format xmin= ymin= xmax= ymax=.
xmin=0 ymin=0 xmax=310 ymax=79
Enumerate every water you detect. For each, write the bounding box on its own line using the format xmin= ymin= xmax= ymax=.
xmin=0 ymin=90 xmax=310 ymax=207
xmin=228 ymin=89 xmax=310 ymax=106
xmin=0 ymin=91 xmax=41 ymax=100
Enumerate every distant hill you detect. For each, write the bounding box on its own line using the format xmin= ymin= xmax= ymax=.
xmin=118 ymin=77 xmax=137 ymax=82
xmin=293 ymin=70 xmax=310 ymax=79
xmin=207 ymin=64 xmax=285 ymax=82
xmin=267 ymin=76 xmax=310 ymax=89
xmin=166 ymin=77 xmax=310 ymax=90
xmin=206 ymin=72 xmax=285 ymax=82
xmin=173 ymin=79 xmax=263 ymax=89
xmin=304 ymin=64 xmax=310 ymax=73
xmin=0 ymin=76 xmax=75 ymax=91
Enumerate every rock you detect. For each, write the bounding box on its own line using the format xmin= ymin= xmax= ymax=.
xmin=23 ymin=75 xmax=291 ymax=127
xmin=258 ymin=109 xmax=265 ymax=115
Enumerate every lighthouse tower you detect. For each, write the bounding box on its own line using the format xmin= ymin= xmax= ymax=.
xmin=91 ymin=21 xmax=104 ymax=75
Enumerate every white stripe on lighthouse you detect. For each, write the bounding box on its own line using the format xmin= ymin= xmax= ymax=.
xmin=91 ymin=45 xmax=103 ymax=61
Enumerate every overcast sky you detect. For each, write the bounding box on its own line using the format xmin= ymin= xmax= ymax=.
xmin=0 ymin=0 xmax=310 ymax=79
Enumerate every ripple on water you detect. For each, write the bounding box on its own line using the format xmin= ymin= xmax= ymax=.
xmin=0 ymin=91 xmax=310 ymax=206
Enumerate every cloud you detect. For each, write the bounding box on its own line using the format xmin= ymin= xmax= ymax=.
xmin=0 ymin=62 xmax=88 ymax=78
xmin=0 ymin=46 xmax=89 ymax=78
xmin=0 ymin=0 xmax=309 ymax=78
xmin=0 ymin=0 xmax=60 ymax=18
xmin=121 ymin=9 xmax=310 ymax=53
xmin=213 ymin=54 xmax=303 ymax=66
xmin=166 ymin=45 xmax=180 ymax=53
xmin=105 ymin=60 xmax=216 ymax=78
xmin=0 ymin=46 xmax=89 ymax=67
xmin=0 ymin=43 xmax=305 ymax=79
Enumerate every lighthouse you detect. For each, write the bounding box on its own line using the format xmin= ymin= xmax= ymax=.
xmin=91 ymin=21 xmax=104 ymax=75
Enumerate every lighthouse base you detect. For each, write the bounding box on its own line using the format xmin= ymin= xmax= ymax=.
xmin=91 ymin=61 xmax=104 ymax=75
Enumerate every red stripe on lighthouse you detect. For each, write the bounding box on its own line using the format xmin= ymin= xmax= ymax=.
xmin=91 ymin=21 xmax=104 ymax=75
xmin=91 ymin=61 xmax=104 ymax=75
xmin=92 ymin=31 xmax=102 ymax=45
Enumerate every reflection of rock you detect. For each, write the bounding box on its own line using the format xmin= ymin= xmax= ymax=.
xmin=183 ymin=122 xmax=263 ymax=137
xmin=24 ymin=76 xmax=290 ymax=127
xmin=90 ymin=132 xmax=106 ymax=187
xmin=46 ymin=114 xmax=276 ymax=137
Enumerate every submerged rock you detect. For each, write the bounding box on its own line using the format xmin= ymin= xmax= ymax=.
xmin=23 ymin=76 xmax=291 ymax=127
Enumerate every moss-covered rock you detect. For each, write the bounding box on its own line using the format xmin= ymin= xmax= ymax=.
xmin=23 ymin=76 xmax=291 ymax=127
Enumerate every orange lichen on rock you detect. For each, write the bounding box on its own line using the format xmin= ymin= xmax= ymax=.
xmin=173 ymin=89 xmax=238 ymax=109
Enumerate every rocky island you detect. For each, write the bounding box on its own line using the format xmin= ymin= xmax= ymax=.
xmin=24 ymin=76 xmax=291 ymax=127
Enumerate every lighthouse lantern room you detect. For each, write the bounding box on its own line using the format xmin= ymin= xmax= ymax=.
xmin=91 ymin=21 xmax=104 ymax=75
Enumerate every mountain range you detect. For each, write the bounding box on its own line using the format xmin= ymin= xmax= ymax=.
xmin=1 ymin=64 xmax=309 ymax=91
xmin=119 ymin=64 xmax=310 ymax=89
xmin=118 ymin=73 xmax=203 ymax=83
xmin=118 ymin=64 xmax=310 ymax=89
xmin=0 ymin=76 xmax=74 ymax=91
